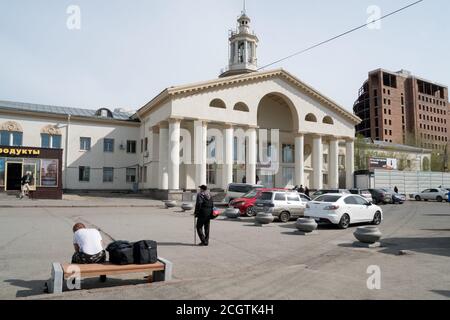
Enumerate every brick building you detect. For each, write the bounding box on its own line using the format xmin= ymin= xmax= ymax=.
xmin=354 ymin=69 xmax=449 ymax=152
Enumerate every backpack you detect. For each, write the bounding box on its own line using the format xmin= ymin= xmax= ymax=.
xmin=106 ymin=241 xmax=134 ymax=265
xmin=133 ymin=240 xmax=158 ymax=265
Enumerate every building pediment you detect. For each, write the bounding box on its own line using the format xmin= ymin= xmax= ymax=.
xmin=137 ymin=69 xmax=361 ymax=125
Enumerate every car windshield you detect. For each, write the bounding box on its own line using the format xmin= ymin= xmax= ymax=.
xmin=243 ymin=190 xmax=259 ymax=199
xmin=258 ymin=192 xmax=273 ymax=201
xmin=228 ymin=185 xmax=252 ymax=193
xmin=314 ymin=195 xmax=342 ymax=203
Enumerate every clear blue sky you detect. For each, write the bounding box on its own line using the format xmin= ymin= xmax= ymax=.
xmin=0 ymin=0 xmax=448 ymax=112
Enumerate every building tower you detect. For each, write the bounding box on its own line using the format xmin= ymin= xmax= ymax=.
xmin=219 ymin=4 xmax=259 ymax=78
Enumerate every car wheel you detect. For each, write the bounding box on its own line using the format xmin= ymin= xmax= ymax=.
xmin=245 ymin=206 xmax=256 ymax=217
xmin=437 ymin=196 xmax=443 ymax=203
xmin=279 ymin=211 xmax=290 ymax=223
xmin=338 ymin=214 xmax=350 ymax=229
xmin=372 ymin=211 xmax=382 ymax=225
xmin=415 ymin=196 xmax=421 ymax=201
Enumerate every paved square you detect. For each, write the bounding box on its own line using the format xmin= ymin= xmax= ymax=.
xmin=0 ymin=198 xmax=449 ymax=300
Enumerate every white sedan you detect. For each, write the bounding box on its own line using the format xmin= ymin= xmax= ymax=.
xmin=305 ymin=194 xmax=383 ymax=229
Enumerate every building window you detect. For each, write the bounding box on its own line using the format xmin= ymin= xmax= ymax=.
xmin=126 ymin=168 xmax=137 ymax=183
xmin=80 ymin=137 xmax=91 ymax=151
xmin=79 ymin=166 xmax=90 ymax=182
xmin=144 ymin=137 xmax=148 ymax=152
xmin=282 ymin=167 xmax=295 ymax=186
xmin=207 ymin=164 xmax=216 ymax=185
xmin=282 ymin=144 xmax=295 ymax=163
xmin=103 ymin=167 xmax=114 ymax=183
xmin=127 ymin=140 xmax=137 ymax=154
xmin=104 ymin=139 xmax=115 ymax=153
xmin=41 ymin=134 xmax=61 ymax=149
xmin=0 ymin=131 xmax=23 ymax=146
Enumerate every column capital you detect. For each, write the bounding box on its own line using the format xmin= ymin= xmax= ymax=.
xmin=295 ymin=132 xmax=306 ymax=138
xmin=168 ymin=117 xmax=183 ymax=124
xmin=245 ymin=125 xmax=259 ymax=130
xmin=158 ymin=121 xmax=169 ymax=129
xmin=310 ymin=133 xmax=324 ymax=139
xmin=222 ymin=123 xmax=235 ymax=129
xmin=344 ymin=136 xmax=356 ymax=143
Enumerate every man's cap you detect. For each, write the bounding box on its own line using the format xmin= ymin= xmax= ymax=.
xmin=199 ymin=185 xmax=208 ymax=191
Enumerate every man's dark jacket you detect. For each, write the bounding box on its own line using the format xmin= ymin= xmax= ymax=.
xmin=195 ymin=192 xmax=213 ymax=218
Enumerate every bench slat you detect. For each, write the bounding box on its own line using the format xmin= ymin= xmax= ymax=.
xmin=62 ymin=262 xmax=165 ymax=278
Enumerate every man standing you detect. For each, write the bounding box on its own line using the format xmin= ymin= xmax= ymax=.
xmin=19 ymin=171 xmax=33 ymax=199
xmin=194 ymin=185 xmax=214 ymax=247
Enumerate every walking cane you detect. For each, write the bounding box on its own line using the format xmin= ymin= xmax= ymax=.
xmin=194 ymin=215 xmax=197 ymax=246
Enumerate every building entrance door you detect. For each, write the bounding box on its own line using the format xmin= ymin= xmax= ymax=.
xmin=6 ymin=162 xmax=23 ymax=191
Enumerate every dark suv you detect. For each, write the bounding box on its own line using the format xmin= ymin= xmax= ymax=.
xmin=367 ymin=189 xmax=393 ymax=205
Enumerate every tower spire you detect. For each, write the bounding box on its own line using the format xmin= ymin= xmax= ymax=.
xmin=243 ymin=0 xmax=246 ymax=14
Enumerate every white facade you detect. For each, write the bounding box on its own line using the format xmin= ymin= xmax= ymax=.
xmin=0 ymin=110 xmax=140 ymax=191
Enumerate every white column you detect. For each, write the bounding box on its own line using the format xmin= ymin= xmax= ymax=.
xmin=346 ymin=138 xmax=355 ymax=189
xmin=312 ymin=135 xmax=323 ymax=190
xmin=194 ymin=120 xmax=207 ymax=186
xmin=158 ymin=124 xmax=169 ymax=190
xmin=246 ymin=127 xmax=257 ymax=185
xmin=295 ymin=134 xmax=305 ymax=187
xmin=223 ymin=124 xmax=234 ymax=189
xmin=329 ymin=138 xmax=339 ymax=189
xmin=168 ymin=119 xmax=181 ymax=190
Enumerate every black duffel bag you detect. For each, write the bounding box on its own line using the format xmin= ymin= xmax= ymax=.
xmin=133 ymin=240 xmax=158 ymax=265
xmin=106 ymin=240 xmax=134 ymax=265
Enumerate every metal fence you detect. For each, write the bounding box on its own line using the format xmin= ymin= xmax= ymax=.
xmin=373 ymin=169 xmax=450 ymax=194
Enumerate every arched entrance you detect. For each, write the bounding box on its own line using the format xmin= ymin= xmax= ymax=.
xmin=257 ymin=93 xmax=299 ymax=188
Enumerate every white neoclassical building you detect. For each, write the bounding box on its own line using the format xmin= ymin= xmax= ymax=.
xmin=0 ymin=11 xmax=361 ymax=199
xmin=135 ymin=12 xmax=361 ymax=199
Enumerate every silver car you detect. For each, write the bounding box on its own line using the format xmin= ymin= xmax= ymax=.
xmin=254 ymin=191 xmax=310 ymax=223
xmin=410 ymin=188 xmax=449 ymax=202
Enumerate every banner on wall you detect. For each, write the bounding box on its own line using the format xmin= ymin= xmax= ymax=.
xmin=369 ymin=158 xmax=398 ymax=170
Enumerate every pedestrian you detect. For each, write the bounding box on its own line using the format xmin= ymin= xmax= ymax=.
xmin=19 ymin=171 xmax=33 ymax=199
xmin=242 ymin=176 xmax=247 ymax=184
xmin=304 ymin=186 xmax=310 ymax=197
xmin=394 ymin=186 xmax=399 ymax=194
xmin=299 ymin=185 xmax=305 ymax=194
xmin=194 ymin=185 xmax=214 ymax=247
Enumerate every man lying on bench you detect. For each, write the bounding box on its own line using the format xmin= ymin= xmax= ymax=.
xmin=72 ymin=223 xmax=106 ymax=265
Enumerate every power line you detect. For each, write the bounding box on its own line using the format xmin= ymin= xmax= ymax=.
xmin=258 ymin=0 xmax=425 ymax=70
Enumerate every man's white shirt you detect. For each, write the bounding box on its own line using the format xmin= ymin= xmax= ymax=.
xmin=73 ymin=228 xmax=103 ymax=255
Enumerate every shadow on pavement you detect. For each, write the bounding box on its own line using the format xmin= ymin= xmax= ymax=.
xmin=158 ymin=242 xmax=196 ymax=247
xmin=5 ymin=277 xmax=149 ymax=298
xmin=431 ymin=290 xmax=450 ymax=298
xmin=379 ymin=237 xmax=450 ymax=257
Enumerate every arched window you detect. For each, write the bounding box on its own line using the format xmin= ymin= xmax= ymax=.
xmin=210 ymin=99 xmax=226 ymax=109
xmin=0 ymin=121 xmax=23 ymax=146
xmin=95 ymin=108 xmax=113 ymax=118
xmin=234 ymin=102 xmax=249 ymax=112
xmin=323 ymin=116 xmax=334 ymax=125
xmin=305 ymin=113 xmax=317 ymax=122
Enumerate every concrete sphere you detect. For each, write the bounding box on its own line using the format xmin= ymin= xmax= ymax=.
xmin=181 ymin=203 xmax=194 ymax=211
xmin=224 ymin=208 xmax=241 ymax=219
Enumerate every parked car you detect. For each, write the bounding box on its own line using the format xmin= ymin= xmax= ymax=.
xmin=230 ymin=188 xmax=286 ymax=217
xmin=311 ymin=189 xmax=350 ymax=198
xmin=305 ymin=194 xmax=383 ymax=229
xmin=254 ymin=191 xmax=309 ymax=223
xmin=349 ymin=189 xmax=373 ymax=203
xmin=224 ymin=183 xmax=265 ymax=203
xmin=367 ymin=189 xmax=393 ymax=205
xmin=381 ymin=188 xmax=406 ymax=204
xmin=410 ymin=188 xmax=449 ymax=202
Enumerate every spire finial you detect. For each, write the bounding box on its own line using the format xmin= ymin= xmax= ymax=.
xmin=243 ymin=0 xmax=246 ymax=14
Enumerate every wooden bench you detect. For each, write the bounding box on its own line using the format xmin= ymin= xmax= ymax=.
xmin=48 ymin=257 xmax=173 ymax=294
